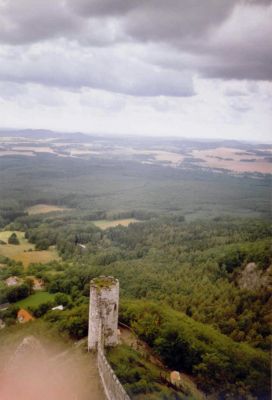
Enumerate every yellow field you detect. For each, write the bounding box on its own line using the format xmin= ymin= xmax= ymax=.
xmin=0 ymin=231 xmax=59 ymax=268
xmin=191 ymin=147 xmax=272 ymax=174
xmin=92 ymin=218 xmax=139 ymax=229
xmin=0 ymin=231 xmax=28 ymax=244
xmin=26 ymin=204 xmax=71 ymax=215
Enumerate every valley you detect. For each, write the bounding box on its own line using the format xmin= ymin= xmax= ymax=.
xmin=0 ymin=131 xmax=271 ymax=400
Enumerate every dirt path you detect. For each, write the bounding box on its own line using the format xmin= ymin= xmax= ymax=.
xmin=0 ymin=337 xmax=105 ymax=400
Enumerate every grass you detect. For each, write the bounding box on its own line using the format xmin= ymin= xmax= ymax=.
xmin=107 ymin=344 xmax=203 ymax=400
xmin=0 ymin=230 xmax=60 ymax=268
xmin=15 ymin=292 xmax=55 ymax=309
xmin=13 ymin=248 xmax=60 ymax=268
xmin=92 ymin=218 xmax=139 ymax=229
xmin=118 ymin=327 xmax=204 ymax=400
xmin=26 ymin=204 xmax=72 ymax=215
xmin=0 ymin=230 xmax=28 ymax=243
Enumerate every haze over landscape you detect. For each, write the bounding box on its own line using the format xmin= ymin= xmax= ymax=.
xmin=0 ymin=2 xmax=271 ymax=400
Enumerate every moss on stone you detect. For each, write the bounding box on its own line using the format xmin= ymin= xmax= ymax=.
xmin=91 ymin=276 xmax=117 ymax=289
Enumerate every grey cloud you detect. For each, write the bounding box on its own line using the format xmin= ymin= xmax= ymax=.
xmin=138 ymin=1 xmax=272 ymax=82
xmin=0 ymin=82 xmax=27 ymax=100
xmin=0 ymin=0 xmax=271 ymax=94
xmin=0 ymin=46 xmax=194 ymax=97
xmin=224 ymin=89 xmax=247 ymax=97
xmin=68 ymin=0 xmax=238 ymax=44
xmin=66 ymin=0 xmax=141 ymax=17
xmin=0 ymin=1 xmax=257 ymax=46
xmin=0 ymin=0 xmax=82 ymax=44
xmin=124 ymin=0 xmax=236 ymax=43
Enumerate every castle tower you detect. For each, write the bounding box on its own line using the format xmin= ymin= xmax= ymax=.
xmin=88 ymin=276 xmax=119 ymax=351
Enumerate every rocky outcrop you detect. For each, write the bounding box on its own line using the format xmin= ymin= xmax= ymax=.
xmin=237 ymin=262 xmax=272 ymax=291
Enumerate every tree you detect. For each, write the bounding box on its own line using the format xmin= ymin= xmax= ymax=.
xmin=55 ymin=292 xmax=70 ymax=306
xmin=6 ymin=284 xmax=29 ymax=302
xmin=8 ymin=232 xmax=20 ymax=245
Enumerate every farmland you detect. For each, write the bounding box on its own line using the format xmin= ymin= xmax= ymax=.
xmin=26 ymin=204 xmax=71 ymax=215
xmin=92 ymin=218 xmax=139 ymax=229
xmin=0 ymin=130 xmax=271 ymax=175
xmin=191 ymin=147 xmax=272 ymax=174
xmin=0 ymin=231 xmax=59 ymax=268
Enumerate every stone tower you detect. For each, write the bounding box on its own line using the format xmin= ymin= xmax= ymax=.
xmin=88 ymin=276 xmax=119 ymax=351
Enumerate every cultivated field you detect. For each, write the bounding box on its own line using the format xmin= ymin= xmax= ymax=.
xmin=0 ymin=132 xmax=271 ymax=175
xmin=0 ymin=231 xmax=59 ymax=268
xmin=92 ymin=218 xmax=139 ymax=229
xmin=191 ymin=147 xmax=272 ymax=174
xmin=26 ymin=204 xmax=71 ymax=215
xmin=12 ymin=249 xmax=59 ymax=268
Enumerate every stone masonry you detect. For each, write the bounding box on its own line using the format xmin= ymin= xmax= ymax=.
xmin=88 ymin=276 xmax=119 ymax=350
xmin=88 ymin=276 xmax=130 ymax=400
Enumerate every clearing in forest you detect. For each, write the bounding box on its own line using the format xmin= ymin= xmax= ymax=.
xmin=15 ymin=292 xmax=55 ymax=309
xmin=92 ymin=218 xmax=139 ymax=229
xmin=26 ymin=204 xmax=71 ymax=215
xmin=0 ymin=231 xmax=59 ymax=268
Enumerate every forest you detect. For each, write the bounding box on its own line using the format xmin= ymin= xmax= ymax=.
xmin=0 ymin=148 xmax=271 ymax=399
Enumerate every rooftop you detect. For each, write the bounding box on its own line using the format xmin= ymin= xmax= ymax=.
xmin=17 ymin=309 xmax=34 ymax=323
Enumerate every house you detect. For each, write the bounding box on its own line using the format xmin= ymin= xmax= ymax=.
xmin=17 ymin=309 xmax=34 ymax=323
xmin=25 ymin=276 xmax=44 ymax=290
xmin=5 ymin=276 xmax=21 ymax=286
xmin=0 ymin=303 xmax=10 ymax=311
xmin=33 ymin=277 xmax=44 ymax=291
xmin=51 ymin=305 xmax=64 ymax=311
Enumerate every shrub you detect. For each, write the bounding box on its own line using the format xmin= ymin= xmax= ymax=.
xmin=120 ymin=299 xmax=270 ymax=399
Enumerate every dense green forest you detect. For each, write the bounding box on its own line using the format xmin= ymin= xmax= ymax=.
xmin=1 ymin=214 xmax=271 ymax=398
xmin=0 ymin=151 xmax=271 ymax=399
xmin=0 ymin=154 xmax=271 ymax=228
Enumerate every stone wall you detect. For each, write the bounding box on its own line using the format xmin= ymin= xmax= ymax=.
xmin=97 ymin=341 xmax=130 ymax=400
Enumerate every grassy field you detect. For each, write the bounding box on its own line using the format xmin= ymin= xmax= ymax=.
xmin=15 ymin=292 xmax=55 ymax=308
xmin=92 ymin=218 xmax=139 ymax=229
xmin=26 ymin=204 xmax=72 ymax=215
xmin=0 ymin=231 xmax=60 ymax=268
xmin=0 ymin=230 xmax=29 ymax=243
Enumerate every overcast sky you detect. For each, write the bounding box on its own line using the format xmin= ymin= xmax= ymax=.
xmin=0 ymin=0 xmax=271 ymax=141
